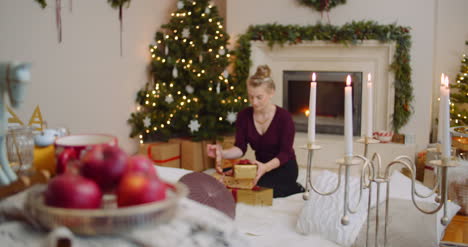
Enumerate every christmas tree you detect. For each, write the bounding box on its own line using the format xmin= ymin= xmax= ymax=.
xmin=128 ymin=0 xmax=248 ymax=143
xmin=450 ymin=42 xmax=468 ymax=126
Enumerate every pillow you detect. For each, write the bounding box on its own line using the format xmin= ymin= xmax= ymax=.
xmin=385 ymin=171 xmax=460 ymax=243
xmin=353 ymin=198 xmax=458 ymax=247
xmin=296 ymin=170 xmax=460 ymax=247
xmin=296 ymin=170 xmax=384 ymax=247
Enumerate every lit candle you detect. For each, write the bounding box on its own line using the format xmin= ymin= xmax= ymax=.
xmin=366 ymin=73 xmax=373 ymax=138
xmin=437 ymin=73 xmax=444 ymax=143
xmin=308 ymin=73 xmax=317 ymax=144
xmin=441 ymin=75 xmax=451 ymax=158
xmin=344 ymin=75 xmax=353 ymax=157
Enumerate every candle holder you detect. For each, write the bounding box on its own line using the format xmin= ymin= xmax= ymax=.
xmin=356 ymin=136 xmax=380 ymax=157
xmin=302 ymin=138 xmax=460 ymax=247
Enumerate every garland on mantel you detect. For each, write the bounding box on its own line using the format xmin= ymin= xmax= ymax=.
xmin=232 ymin=21 xmax=413 ymax=133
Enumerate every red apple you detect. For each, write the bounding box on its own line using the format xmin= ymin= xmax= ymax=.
xmin=80 ymin=145 xmax=129 ymax=192
xmin=44 ymin=173 xmax=102 ymax=209
xmin=117 ymin=173 xmax=166 ymax=207
xmin=125 ymin=155 xmax=157 ymax=178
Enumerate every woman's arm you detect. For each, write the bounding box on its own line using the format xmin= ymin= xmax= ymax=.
xmin=221 ymin=146 xmax=243 ymax=159
xmin=253 ymin=158 xmax=280 ymax=185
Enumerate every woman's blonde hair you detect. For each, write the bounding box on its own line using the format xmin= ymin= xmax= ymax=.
xmin=247 ymin=65 xmax=275 ymax=91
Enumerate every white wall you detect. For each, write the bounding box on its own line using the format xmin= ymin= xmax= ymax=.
xmin=0 ymin=0 xmax=179 ymax=153
xmin=227 ymin=0 xmax=467 ymax=150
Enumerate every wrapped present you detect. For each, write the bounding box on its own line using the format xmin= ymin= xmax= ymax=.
xmin=139 ymin=142 xmax=180 ymax=168
xmin=233 ymin=160 xmax=257 ymax=179
xmin=212 ymin=172 xmax=255 ymax=189
xmin=221 ymin=135 xmax=236 ymax=149
xmin=230 ymin=187 xmax=273 ymax=206
xmin=169 ymin=138 xmax=214 ymax=171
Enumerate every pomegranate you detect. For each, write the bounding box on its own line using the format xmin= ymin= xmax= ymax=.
xmin=117 ymin=173 xmax=166 ymax=207
xmin=124 ymin=155 xmax=157 ymax=178
xmin=44 ymin=173 xmax=102 ymax=209
xmin=80 ymin=145 xmax=128 ymax=192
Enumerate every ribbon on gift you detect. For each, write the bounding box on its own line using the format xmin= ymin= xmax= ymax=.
xmin=147 ymin=143 xmax=180 ymax=164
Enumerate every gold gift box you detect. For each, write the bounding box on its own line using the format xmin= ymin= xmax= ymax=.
xmin=230 ymin=187 xmax=273 ymax=206
xmin=212 ymin=172 xmax=255 ymax=189
xmin=234 ymin=164 xmax=257 ymax=179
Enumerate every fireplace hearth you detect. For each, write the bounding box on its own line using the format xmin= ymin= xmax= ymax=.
xmin=283 ymin=71 xmax=362 ymax=136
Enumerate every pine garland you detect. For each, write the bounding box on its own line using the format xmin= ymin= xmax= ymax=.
xmin=107 ymin=0 xmax=131 ymax=9
xmin=232 ymin=21 xmax=413 ymax=133
xmin=34 ymin=0 xmax=47 ymax=8
xmin=297 ymin=0 xmax=346 ymax=12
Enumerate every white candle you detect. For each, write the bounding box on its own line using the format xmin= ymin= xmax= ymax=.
xmin=344 ymin=75 xmax=353 ymax=157
xmin=308 ymin=73 xmax=317 ymax=144
xmin=441 ymin=75 xmax=451 ymax=158
xmin=437 ymin=73 xmax=444 ymax=143
xmin=366 ymin=73 xmax=373 ymax=138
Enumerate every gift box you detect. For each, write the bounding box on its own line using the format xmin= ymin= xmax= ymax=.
xmin=221 ymin=135 xmax=236 ymax=149
xmin=233 ymin=161 xmax=257 ymax=180
xmin=168 ymin=138 xmax=214 ymax=171
xmin=139 ymin=142 xmax=180 ymax=168
xmin=230 ymin=187 xmax=273 ymax=206
xmin=212 ymin=172 xmax=255 ymax=189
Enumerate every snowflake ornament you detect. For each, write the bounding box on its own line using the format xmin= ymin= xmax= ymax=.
xmin=223 ymin=69 xmax=229 ymax=78
xmin=205 ymin=6 xmax=211 ymax=14
xmin=202 ymin=34 xmax=209 ymax=44
xmin=172 ymin=67 xmax=178 ymax=78
xmin=143 ymin=116 xmax=151 ymax=127
xmin=188 ymin=119 xmax=201 ymax=133
xmin=182 ymin=28 xmax=190 ymax=38
xmin=185 ymin=85 xmax=194 ymax=94
xmin=165 ymin=94 xmax=174 ymax=104
xmin=219 ymin=48 xmax=225 ymax=55
xmin=226 ymin=111 xmax=237 ymax=124
xmin=177 ymin=1 xmax=184 ymax=9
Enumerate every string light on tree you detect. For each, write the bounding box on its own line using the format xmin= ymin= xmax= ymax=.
xmin=128 ymin=0 xmax=248 ymax=141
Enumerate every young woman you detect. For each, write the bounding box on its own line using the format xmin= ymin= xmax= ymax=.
xmin=207 ymin=65 xmax=304 ymax=197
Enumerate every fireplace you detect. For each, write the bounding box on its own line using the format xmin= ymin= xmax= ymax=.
xmin=283 ymin=71 xmax=362 ymax=136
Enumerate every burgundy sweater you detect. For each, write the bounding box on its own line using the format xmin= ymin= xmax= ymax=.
xmin=234 ymin=106 xmax=296 ymax=165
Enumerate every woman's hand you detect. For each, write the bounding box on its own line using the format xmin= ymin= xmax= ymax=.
xmin=206 ymin=144 xmax=223 ymax=173
xmin=253 ymin=160 xmax=269 ymax=185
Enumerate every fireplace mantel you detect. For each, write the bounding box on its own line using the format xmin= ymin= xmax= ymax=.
xmin=250 ymin=40 xmax=396 ymax=134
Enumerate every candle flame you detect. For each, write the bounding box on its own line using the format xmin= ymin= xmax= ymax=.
xmin=312 ymin=73 xmax=316 ymax=82
xmin=367 ymin=73 xmax=372 ymax=82
xmin=304 ymin=109 xmax=310 ymax=117
xmin=444 ymin=75 xmax=449 ymax=88
xmin=441 ymin=73 xmax=445 ymax=86
xmin=346 ymin=75 xmax=352 ymax=86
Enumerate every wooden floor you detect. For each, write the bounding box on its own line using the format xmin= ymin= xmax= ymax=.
xmin=442 ymin=215 xmax=468 ymax=244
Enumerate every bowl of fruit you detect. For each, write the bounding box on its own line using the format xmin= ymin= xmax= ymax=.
xmin=24 ymin=145 xmax=187 ymax=235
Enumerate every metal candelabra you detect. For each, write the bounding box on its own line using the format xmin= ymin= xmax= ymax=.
xmin=302 ymin=136 xmax=459 ymax=247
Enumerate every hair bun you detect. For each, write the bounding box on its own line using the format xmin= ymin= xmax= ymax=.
xmin=255 ymin=65 xmax=271 ymax=79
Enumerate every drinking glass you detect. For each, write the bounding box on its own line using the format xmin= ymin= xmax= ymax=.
xmin=6 ymin=126 xmax=35 ymax=172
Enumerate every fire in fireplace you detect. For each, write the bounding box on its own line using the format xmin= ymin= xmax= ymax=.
xmin=282 ymin=71 xmax=362 ymax=136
